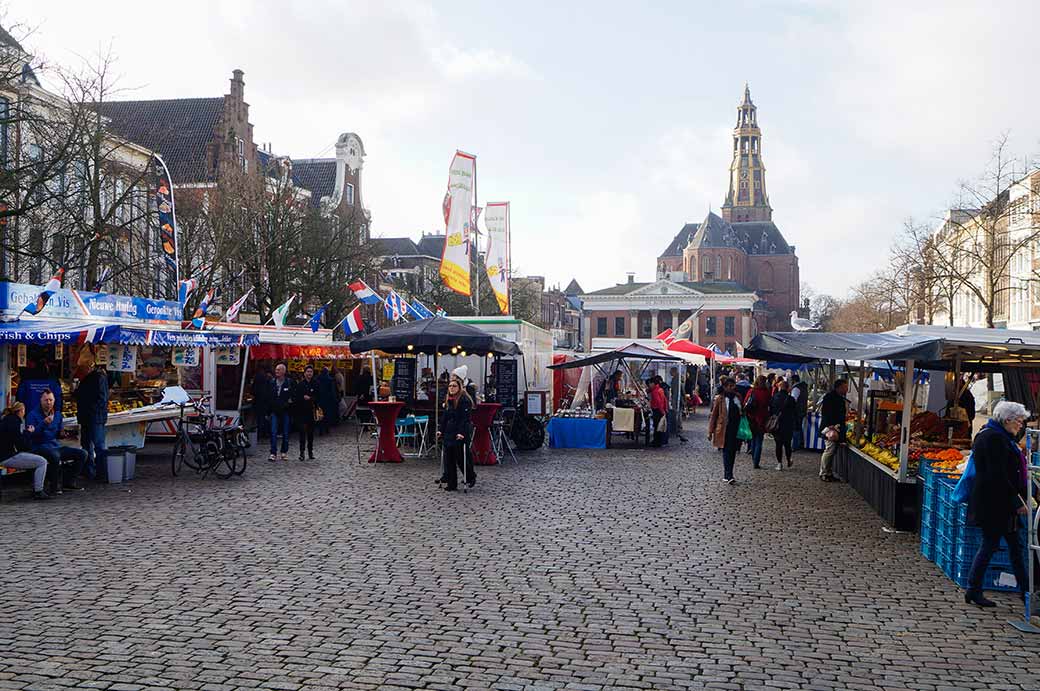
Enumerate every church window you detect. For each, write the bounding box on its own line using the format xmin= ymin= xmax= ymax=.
xmin=702 ymin=255 xmax=710 ymax=279
xmin=727 ymin=256 xmax=733 ymax=280
xmin=346 ymin=183 xmax=355 ymax=205
xmin=716 ymin=255 xmax=722 ymax=279
xmin=770 ymin=243 xmax=776 ymax=254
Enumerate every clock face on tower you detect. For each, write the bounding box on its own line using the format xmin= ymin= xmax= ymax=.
xmin=740 ymin=170 xmax=749 ymax=180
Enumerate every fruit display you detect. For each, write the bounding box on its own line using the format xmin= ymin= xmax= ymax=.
xmin=108 ymin=399 xmax=145 ymax=414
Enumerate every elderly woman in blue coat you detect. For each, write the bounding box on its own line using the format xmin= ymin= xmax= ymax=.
xmin=965 ymin=400 xmax=1030 ymax=608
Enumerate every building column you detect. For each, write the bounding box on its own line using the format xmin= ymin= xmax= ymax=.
xmin=629 ymin=310 xmax=639 ymax=340
xmin=741 ymin=310 xmax=752 ymax=345
xmin=671 ymin=310 xmax=680 ymax=332
xmin=583 ymin=314 xmax=592 ymax=351
xmin=650 ymin=310 xmax=659 ymax=339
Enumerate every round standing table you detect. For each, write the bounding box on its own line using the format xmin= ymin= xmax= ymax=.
xmin=368 ymin=401 xmax=405 ymax=463
xmin=471 ymin=402 xmax=502 ymax=465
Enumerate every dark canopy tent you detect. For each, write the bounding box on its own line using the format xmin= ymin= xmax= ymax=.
xmin=348 ymin=316 xmax=520 ymax=356
xmin=745 ymin=331 xmax=941 ymax=366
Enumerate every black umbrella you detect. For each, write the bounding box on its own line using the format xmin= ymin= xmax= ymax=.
xmin=349 ymin=316 xmax=520 ymax=356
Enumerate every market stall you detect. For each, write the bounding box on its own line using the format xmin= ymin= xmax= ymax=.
xmin=746 ymin=324 xmax=1040 ymax=532
xmin=547 ymin=343 xmax=682 ymax=449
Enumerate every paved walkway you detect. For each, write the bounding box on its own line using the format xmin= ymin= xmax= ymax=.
xmin=2 ymin=418 xmax=1039 ymax=690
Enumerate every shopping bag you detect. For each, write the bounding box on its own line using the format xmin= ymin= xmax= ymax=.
xmin=656 ymin=414 xmax=668 ymax=433
xmin=765 ymin=414 xmax=780 ymax=434
xmin=952 ymin=452 xmax=975 ymax=504
xmin=737 ymin=415 xmax=752 ymax=441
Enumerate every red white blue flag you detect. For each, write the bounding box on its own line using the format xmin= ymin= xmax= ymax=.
xmin=224 ymin=288 xmax=253 ymax=323
xmin=190 ymin=288 xmax=215 ymax=329
xmin=22 ymin=268 xmax=64 ymax=316
xmin=349 ymin=279 xmax=382 ymax=305
xmin=340 ymin=305 xmax=365 ymax=335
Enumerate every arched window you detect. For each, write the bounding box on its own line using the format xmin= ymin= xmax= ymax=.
xmin=727 ymin=256 xmax=733 ymax=281
xmin=716 ymin=255 xmax=722 ymax=280
xmin=702 ymin=255 xmax=710 ymax=280
xmin=760 ymin=232 xmax=768 ymax=250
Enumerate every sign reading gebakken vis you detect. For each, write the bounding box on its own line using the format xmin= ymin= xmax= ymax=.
xmin=0 ymin=282 xmax=182 ymax=322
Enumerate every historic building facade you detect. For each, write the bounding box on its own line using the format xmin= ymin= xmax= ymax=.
xmin=582 ymin=86 xmax=798 ymax=350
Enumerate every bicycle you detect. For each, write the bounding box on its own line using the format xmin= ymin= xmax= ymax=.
xmin=171 ymin=396 xmax=248 ymax=479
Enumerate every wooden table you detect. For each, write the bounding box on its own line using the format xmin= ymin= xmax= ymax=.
xmin=368 ymin=401 xmax=405 ymax=463
xmin=471 ymin=402 xmax=502 ymax=465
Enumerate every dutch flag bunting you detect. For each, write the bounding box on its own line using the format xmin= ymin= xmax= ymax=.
xmin=349 ymin=279 xmax=383 ymax=305
xmin=340 ymin=306 xmax=365 ymax=335
xmin=22 ymin=268 xmax=65 ymax=316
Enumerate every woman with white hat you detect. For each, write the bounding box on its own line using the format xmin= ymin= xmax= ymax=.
xmin=437 ymin=371 xmax=475 ymax=491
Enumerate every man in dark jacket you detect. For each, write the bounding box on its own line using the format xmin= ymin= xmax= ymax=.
xmin=28 ymin=390 xmax=87 ymax=492
xmin=293 ymin=365 xmax=319 ymax=461
xmin=818 ymin=379 xmax=848 ymax=482
xmin=268 ymin=363 xmax=293 ymax=461
xmin=74 ymin=362 xmax=109 ymax=480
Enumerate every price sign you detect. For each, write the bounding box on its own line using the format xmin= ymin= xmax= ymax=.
xmin=495 ymin=358 xmax=518 ymax=407
xmin=392 ymin=358 xmax=416 ymax=401
xmin=172 ymin=347 xmax=200 ymax=367
xmin=106 ymin=344 xmax=137 ymax=372
xmin=215 ymin=347 xmax=240 ymax=365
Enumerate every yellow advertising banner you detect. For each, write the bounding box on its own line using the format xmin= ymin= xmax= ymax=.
xmin=484 ymin=201 xmax=510 ymax=314
xmin=439 ymin=151 xmax=476 ymax=296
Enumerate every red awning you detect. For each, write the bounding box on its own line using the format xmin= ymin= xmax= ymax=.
xmin=250 ymin=344 xmax=356 ymax=360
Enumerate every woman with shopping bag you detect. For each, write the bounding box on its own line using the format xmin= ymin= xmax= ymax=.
xmin=708 ymin=377 xmax=743 ymax=485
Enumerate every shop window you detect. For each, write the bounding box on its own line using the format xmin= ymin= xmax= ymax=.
xmin=724 ymin=316 xmax=735 ymax=336
xmin=705 ymin=316 xmax=717 ymax=336
xmin=596 ymin=317 xmax=607 ymax=336
xmin=614 ymin=316 xmax=625 ymax=336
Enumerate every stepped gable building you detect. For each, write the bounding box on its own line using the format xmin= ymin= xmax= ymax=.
xmin=581 ymin=86 xmax=799 ymax=351
xmin=655 ymin=85 xmax=799 ymax=333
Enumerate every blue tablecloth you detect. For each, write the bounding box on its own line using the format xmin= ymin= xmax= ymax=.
xmin=547 ymin=417 xmax=607 ymax=449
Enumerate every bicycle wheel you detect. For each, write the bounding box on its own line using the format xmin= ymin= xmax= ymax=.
xmin=232 ymin=446 xmax=248 ymax=476
xmin=172 ymin=434 xmax=187 ymax=476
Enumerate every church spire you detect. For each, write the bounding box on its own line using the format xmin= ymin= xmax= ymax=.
xmin=722 ymin=83 xmax=771 ymax=223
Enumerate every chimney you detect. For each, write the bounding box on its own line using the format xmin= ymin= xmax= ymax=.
xmin=230 ymin=69 xmax=244 ymax=102
xmin=626 ymin=272 xmax=635 ymax=284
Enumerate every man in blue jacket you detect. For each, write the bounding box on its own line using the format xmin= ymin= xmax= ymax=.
xmin=28 ymin=390 xmax=87 ymax=492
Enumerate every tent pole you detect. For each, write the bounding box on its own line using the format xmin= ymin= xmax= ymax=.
xmin=370 ymin=352 xmax=378 ymax=401
xmin=236 ymin=345 xmax=251 ymax=422
xmin=897 ymin=359 xmax=915 ymax=482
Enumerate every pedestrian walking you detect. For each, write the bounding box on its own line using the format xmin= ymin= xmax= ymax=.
xmin=294 ymin=365 xmax=319 ymax=460
xmin=818 ymin=379 xmax=848 ymax=482
xmin=769 ymin=380 xmax=797 ymax=470
xmin=744 ymin=375 xmax=770 ymax=469
xmin=963 ymin=401 xmax=1030 ymax=608
xmin=708 ymin=377 xmax=742 ymax=485
xmin=791 ymin=374 xmax=808 ymax=451
xmin=437 ymin=376 xmax=474 ymax=491
xmin=268 ymin=363 xmax=293 ymax=461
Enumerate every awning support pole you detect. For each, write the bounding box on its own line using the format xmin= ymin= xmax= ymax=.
xmin=898 ymin=358 xmax=915 ymax=482
xmin=236 ymin=345 xmax=251 ymax=420
xmin=370 ymin=352 xmax=378 ymax=401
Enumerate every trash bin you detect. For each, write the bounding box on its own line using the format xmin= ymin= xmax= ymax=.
xmin=105 ymin=451 xmax=125 ymax=484
xmin=123 ymin=448 xmax=136 ymax=481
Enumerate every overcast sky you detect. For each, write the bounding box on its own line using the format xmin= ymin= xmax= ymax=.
xmin=9 ymin=0 xmax=1040 ymax=298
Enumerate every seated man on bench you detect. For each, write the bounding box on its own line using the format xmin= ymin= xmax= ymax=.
xmin=28 ymin=390 xmax=86 ymax=493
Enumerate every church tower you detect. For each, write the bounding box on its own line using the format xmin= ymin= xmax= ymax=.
xmin=721 ymin=84 xmax=771 ymax=223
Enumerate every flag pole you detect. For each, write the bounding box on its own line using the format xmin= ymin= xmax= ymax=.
xmin=473 ymin=155 xmax=480 ymax=316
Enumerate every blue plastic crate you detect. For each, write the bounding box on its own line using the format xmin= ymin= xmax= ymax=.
xmin=920 ymin=505 xmax=936 ymax=533
xmin=949 ymin=562 xmax=1022 ymax=592
xmin=919 ymin=527 xmax=937 ymax=562
xmin=938 ymin=494 xmax=968 ymax=527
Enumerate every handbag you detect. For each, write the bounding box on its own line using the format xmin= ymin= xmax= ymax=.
xmin=765 ymin=414 xmax=780 ymax=434
xmin=737 ymin=415 xmax=752 ymax=441
xmin=313 ymin=407 xmax=325 ymax=423
xmin=951 ymin=452 xmax=975 ymax=503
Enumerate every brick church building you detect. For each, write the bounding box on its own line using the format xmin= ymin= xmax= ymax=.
xmin=580 ymin=86 xmax=800 ymax=351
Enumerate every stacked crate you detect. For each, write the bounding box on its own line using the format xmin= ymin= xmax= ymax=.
xmin=919 ymin=460 xmax=1026 ymax=592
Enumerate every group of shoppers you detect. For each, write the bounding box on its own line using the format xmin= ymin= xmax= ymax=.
xmin=253 ymin=362 xmax=339 ymax=462
xmin=709 ymin=371 xmax=816 ymax=482
xmin=1 ymin=360 xmax=111 ymax=500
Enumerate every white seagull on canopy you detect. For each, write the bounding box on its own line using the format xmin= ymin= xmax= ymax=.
xmin=790 ymin=311 xmax=821 ymax=332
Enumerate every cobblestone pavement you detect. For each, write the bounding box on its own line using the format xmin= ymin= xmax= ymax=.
xmin=2 ymin=417 xmax=1040 ymax=691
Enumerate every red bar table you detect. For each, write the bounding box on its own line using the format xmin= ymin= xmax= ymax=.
xmin=471 ymin=402 xmax=502 ymax=465
xmin=368 ymin=401 xmax=405 ymax=463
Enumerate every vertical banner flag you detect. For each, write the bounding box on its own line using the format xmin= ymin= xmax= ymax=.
xmin=22 ymin=268 xmax=65 ymax=316
xmin=439 ymin=151 xmax=476 ymax=296
xmin=484 ymin=202 xmax=510 ymax=315
xmin=154 ymin=155 xmax=179 ymax=283
xmin=340 ymin=305 xmax=365 ymax=335
xmin=224 ymin=288 xmax=253 ymax=323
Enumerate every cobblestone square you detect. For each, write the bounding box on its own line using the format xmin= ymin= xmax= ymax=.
xmin=2 ymin=418 xmax=1039 ymax=690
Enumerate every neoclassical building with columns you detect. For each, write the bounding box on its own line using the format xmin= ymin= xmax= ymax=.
xmin=580 ymin=85 xmax=798 ymax=351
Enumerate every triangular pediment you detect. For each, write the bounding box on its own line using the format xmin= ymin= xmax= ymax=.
xmin=629 ymin=279 xmax=702 ymax=297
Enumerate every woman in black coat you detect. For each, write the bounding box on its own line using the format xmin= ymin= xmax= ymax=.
xmin=965 ymin=401 xmax=1029 ymax=608
xmin=293 ymin=365 xmax=319 ymax=461
xmin=769 ymin=380 xmax=797 ymax=470
xmin=437 ymin=377 xmax=474 ymax=491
